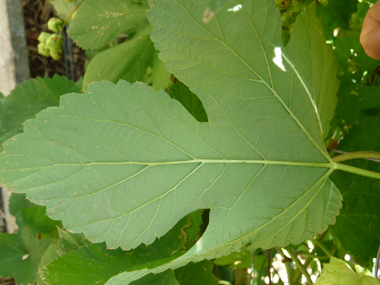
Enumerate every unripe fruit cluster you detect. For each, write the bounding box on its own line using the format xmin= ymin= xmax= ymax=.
xmin=37 ymin=17 xmax=64 ymax=60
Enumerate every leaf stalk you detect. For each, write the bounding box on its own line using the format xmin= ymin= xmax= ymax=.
xmin=332 ymin=151 xmax=380 ymax=163
xmin=335 ymin=163 xmax=380 ymax=180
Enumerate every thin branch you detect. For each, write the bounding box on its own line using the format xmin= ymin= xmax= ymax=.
xmin=313 ymin=240 xmax=332 ymax=258
xmin=373 ymin=244 xmax=380 ymax=278
xmin=0 ymin=208 xmax=17 ymax=231
xmin=275 ymin=247 xmax=294 ymax=285
xmin=287 ymin=248 xmax=314 ymax=284
xmin=249 ymin=253 xmax=255 ymax=285
xmin=295 ymin=251 xmax=330 ymax=260
xmin=256 ymin=252 xmax=267 ymax=285
xmin=267 ymin=250 xmax=272 ymax=285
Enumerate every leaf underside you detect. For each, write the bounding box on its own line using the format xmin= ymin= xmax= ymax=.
xmin=0 ymin=0 xmax=342 ymax=283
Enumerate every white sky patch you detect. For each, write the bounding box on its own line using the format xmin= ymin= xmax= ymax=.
xmin=227 ymin=4 xmax=242 ymax=12
xmin=273 ymin=47 xmax=286 ymax=72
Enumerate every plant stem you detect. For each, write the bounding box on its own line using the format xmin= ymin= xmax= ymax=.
xmin=60 ymin=0 xmax=86 ymax=32
xmin=267 ymin=250 xmax=272 ymax=285
xmin=0 ymin=208 xmax=17 ymax=231
xmin=313 ymin=239 xmax=332 ymax=257
xmin=275 ymin=247 xmax=294 ymax=285
xmin=286 ymin=248 xmax=314 ymax=284
xmin=295 ymin=251 xmax=329 ymax=260
xmin=256 ymin=252 xmax=266 ymax=285
xmin=249 ymin=253 xmax=255 ymax=285
xmin=335 ymin=163 xmax=380 ymax=180
xmin=332 ymin=151 xmax=380 ymax=163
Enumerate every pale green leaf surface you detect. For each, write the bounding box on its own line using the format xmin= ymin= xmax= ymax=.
xmin=83 ymin=25 xmax=155 ymax=89
xmin=1 ymin=1 xmax=341 ymax=283
xmin=68 ymin=0 xmax=150 ymax=49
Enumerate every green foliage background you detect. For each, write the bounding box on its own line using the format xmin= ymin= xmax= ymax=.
xmin=0 ymin=0 xmax=379 ymax=284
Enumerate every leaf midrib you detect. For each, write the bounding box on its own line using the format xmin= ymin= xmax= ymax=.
xmin=1 ymin=159 xmax=336 ymax=171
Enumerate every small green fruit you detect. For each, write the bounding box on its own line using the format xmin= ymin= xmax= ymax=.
xmin=37 ymin=32 xmax=50 ymax=44
xmin=47 ymin=17 xmax=64 ymax=32
xmin=37 ymin=42 xmax=50 ymax=57
xmin=50 ymin=48 xmax=63 ymax=60
xmin=45 ymin=34 xmax=63 ymax=51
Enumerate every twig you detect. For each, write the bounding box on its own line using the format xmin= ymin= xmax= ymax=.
xmin=373 ymin=244 xmax=380 ymax=278
xmin=256 ymin=252 xmax=267 ymax=285
xmin=0 ymin=208 xmax=17 ymax=231
xmin=287 ymin=248 xmax=314 ymax=284
xmin=267 ymin=250 xmax=272 ymax=285
xmin=295 ymin=251 xmax=329 ymax=260
xmin=314 ymin=239 xmax=332 ymax=258
xmin=249 ymin=253 xmax=255 ymax=285
xmin=275 ymin=247 xmax=293 ymax=285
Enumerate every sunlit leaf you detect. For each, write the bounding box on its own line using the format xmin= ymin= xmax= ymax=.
xmin=0 ymin=1 xmax=341 ymax=284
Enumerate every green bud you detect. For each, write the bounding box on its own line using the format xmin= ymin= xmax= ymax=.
xmin=45 ymin=34 xmax=63 ymax=51
xmin=37 ymin=42 xmax=50 ymax=57
xmin=37 ymin=32 xmax=50 ymax=44
xmin=47 ymin=17 xmax=64 ymax=32
xmin=50 ymin=48 xmax=63 ymax=60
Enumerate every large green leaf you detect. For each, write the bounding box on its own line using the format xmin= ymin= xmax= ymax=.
xmin=83 ymin=25 xmax=155 ymax=89
xmin=40 ymin=211 xmax=202 ymax=284
xmin=0 ymin=75 xmax=80 ymax=149
xmin=330 ymin=116 xmax=380 ymax=261
xmin=0 ymin=0 xmax=342 ymax=283
xmin=0 ymin=217 xmax=54 ymax=284
xmin=67 ymin=0 xmax=150 ymax=49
